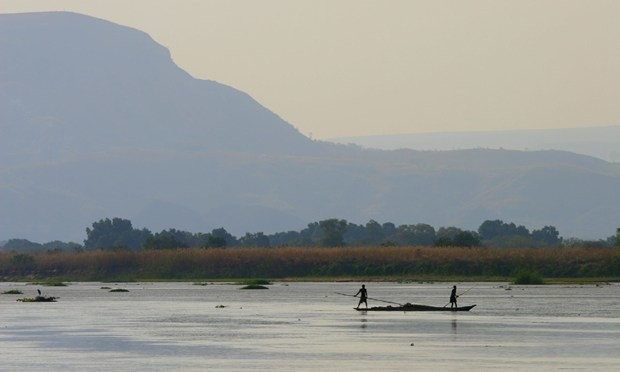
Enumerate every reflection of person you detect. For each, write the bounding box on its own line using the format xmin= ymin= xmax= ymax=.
xmin=355 ymin=284 xmax=368 ymax=309
xmin=450 ymin=285 xmax=458 ymax=309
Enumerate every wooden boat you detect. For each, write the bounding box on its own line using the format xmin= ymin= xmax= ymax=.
xmin=355 ymin=303 xmax=476 ymax=312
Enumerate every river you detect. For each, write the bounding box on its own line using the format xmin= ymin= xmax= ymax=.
xmin=1 ymin=281 xmax=618 ymax=371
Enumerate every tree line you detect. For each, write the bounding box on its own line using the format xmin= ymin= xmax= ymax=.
xmin=2 ymin=218 xmax=619 ymax=252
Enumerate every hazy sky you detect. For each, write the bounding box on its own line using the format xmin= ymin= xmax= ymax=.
xmin=2 ymin=1 xmax=619 ymax=139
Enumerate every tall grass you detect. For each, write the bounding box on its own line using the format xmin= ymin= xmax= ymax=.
xmin=0 ymin=246 xmax=617 ymax=281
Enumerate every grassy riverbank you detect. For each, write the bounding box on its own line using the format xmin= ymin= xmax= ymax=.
xmin=1 ymin=246 xmax=618 ymax=282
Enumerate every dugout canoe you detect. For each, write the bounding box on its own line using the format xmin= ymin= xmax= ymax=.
xmin=355 ymin=303 xmax=476 ymax=312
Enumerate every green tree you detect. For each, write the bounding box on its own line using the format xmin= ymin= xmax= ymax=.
xmin=143 ymin=230 xmax=188 ymax=250
xmin=363 ymin=220 xmax=385 ymax=245
xmin=393 ymin=223 xmax=436 ymax=246
xmin=1 ymin=239 xmax=43 ymax=252
xmin=267 ymin=230 xmax=301 ymax=247
xmin=531 ymin=226 xmax=560 ymax=247
xmin=382 ymin=222 xmax=397 ymax=237
xmin=615 ymin=227 xmax=620 ymax=247
xmin=42 ymin=240 xmax=83 ymax=252
xmin=84 ymin=218 xmax=152 ymax=250
xmin=299 ymin=222 xmax=323 ymax=246
xmin=478 ymin=220 xmax=504 ymax=240
xmin=318 ymin=218 xmax=347 ymax=246
xmin=452 ymin=231 xmax=482 ymax=247
xmin=239 ymin=232 xmax=270 ymax=247
xmin=202 ymin=228 xmax=236 ymax=248
xmin=204 ymin=235 xmax=226 ymax=248
xmin=434 ymin=227 xmax=481 ymax=247
xmin=478 ymin=219 xmax=530 ymax=240
xmin=211 ymin=228 xmax=237 ymax=246
xmin=435 ymin=227 xmax=463 ymax=242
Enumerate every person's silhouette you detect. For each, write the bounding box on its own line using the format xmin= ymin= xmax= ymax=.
xmin=450 ymin=285 xmax=458 ymax=309
xmin=355 ymin=284 xmax=368 ymax=309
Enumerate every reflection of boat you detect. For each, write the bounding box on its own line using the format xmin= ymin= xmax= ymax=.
xmin=355 ymin=303 xmax=476 ymax=312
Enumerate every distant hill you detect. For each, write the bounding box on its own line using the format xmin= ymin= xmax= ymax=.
xmin=332 ymin=126 xmax=620 ymax=162
xmin=1 ymin=12 xmax=619 ymax=242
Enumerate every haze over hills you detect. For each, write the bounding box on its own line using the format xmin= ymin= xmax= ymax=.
xmin=1 ymin=12 xmax=619 ymax=242
xmin=332 ymin=126 xmax=620 ymax=163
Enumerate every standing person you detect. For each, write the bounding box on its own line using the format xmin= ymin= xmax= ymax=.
xmin=450 ymin=285 xmax=458 ymax=309
xmin=355 ymin=284 xmax=368 ymax=309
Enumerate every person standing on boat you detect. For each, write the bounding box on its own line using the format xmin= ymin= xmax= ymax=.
xmin=355 ymin=284 xmax=368 ymax=309
xmin=450 ymin=285 xmax=458 ymax=309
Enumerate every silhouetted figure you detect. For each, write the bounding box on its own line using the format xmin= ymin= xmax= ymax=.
xmin=37 ymin=289 xmax=41 ymax=296
xmin=355 ymin=284 xmax=368 ymax=309
xmin=450 ymin=285 xmax=458 ymax=309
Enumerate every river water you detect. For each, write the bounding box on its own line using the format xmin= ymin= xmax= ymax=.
xmin=1 ymin=281 xmax=618 ymax=371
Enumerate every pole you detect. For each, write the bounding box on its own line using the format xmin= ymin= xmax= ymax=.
xmin=334 ymin=292 xmax=403 ymax=306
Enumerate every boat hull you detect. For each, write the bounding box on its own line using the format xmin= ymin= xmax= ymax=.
xmin=355 ymin=304 xmax=476 ymax=312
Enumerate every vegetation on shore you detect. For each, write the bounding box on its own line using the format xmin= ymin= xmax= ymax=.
xmin=0 ymin=246 xmax=617 ymax=282
xmin=513 ymin=269 xmax=545 ymax=284
xmin=4 ymin=218 xmax=618 ymax=254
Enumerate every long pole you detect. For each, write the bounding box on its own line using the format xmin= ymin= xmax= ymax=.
xmin=334 ymin=292 xmax=402 ymax=306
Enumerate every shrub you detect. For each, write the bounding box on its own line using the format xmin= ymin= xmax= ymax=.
xmin=513 ymin=269 xmax=544 ymax=284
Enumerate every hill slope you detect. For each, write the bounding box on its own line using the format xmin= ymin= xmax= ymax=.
xmin=1 ymin=12 xmax=619 ymax=242
xmin=332 ymin=126 xmax=620 ymax=162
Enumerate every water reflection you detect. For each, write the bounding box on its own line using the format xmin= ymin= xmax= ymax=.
xmin=359 ymin=318 xmax=368 ymax=330
xmin=451 ymin=318 xmax=457 ymax=334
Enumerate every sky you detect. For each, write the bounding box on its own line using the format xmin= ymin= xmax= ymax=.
xmin=2 ymin=0 xmax=619 ymax=139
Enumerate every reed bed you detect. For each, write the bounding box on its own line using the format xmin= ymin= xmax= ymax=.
xmin=0 ymin=246 xmax=617 ymax=281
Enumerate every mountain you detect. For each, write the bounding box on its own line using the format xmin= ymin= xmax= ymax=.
xmin=331 ymin=126 xmax=620 ymax=162
xmin=1 ymin=12 xmax=619 ymax=242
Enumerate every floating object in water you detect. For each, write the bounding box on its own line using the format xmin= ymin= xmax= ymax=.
xmin=17 ymin=296 xmax=58 ymax=302
xmin=240 ymin=285 xmax=268 ymax=289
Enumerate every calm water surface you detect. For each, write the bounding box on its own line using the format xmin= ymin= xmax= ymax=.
xmin=1 ymin=281 xmax=618 ymax=371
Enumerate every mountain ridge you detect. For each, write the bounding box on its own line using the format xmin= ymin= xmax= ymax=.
xmin=1 ymin=12 xmax=619 ymax=241
xmin=331 ymin=126 xmax=620 ymax=162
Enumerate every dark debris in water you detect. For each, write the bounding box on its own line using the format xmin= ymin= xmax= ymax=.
xmin=17 ymin=296 xmax=58 ymax=302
